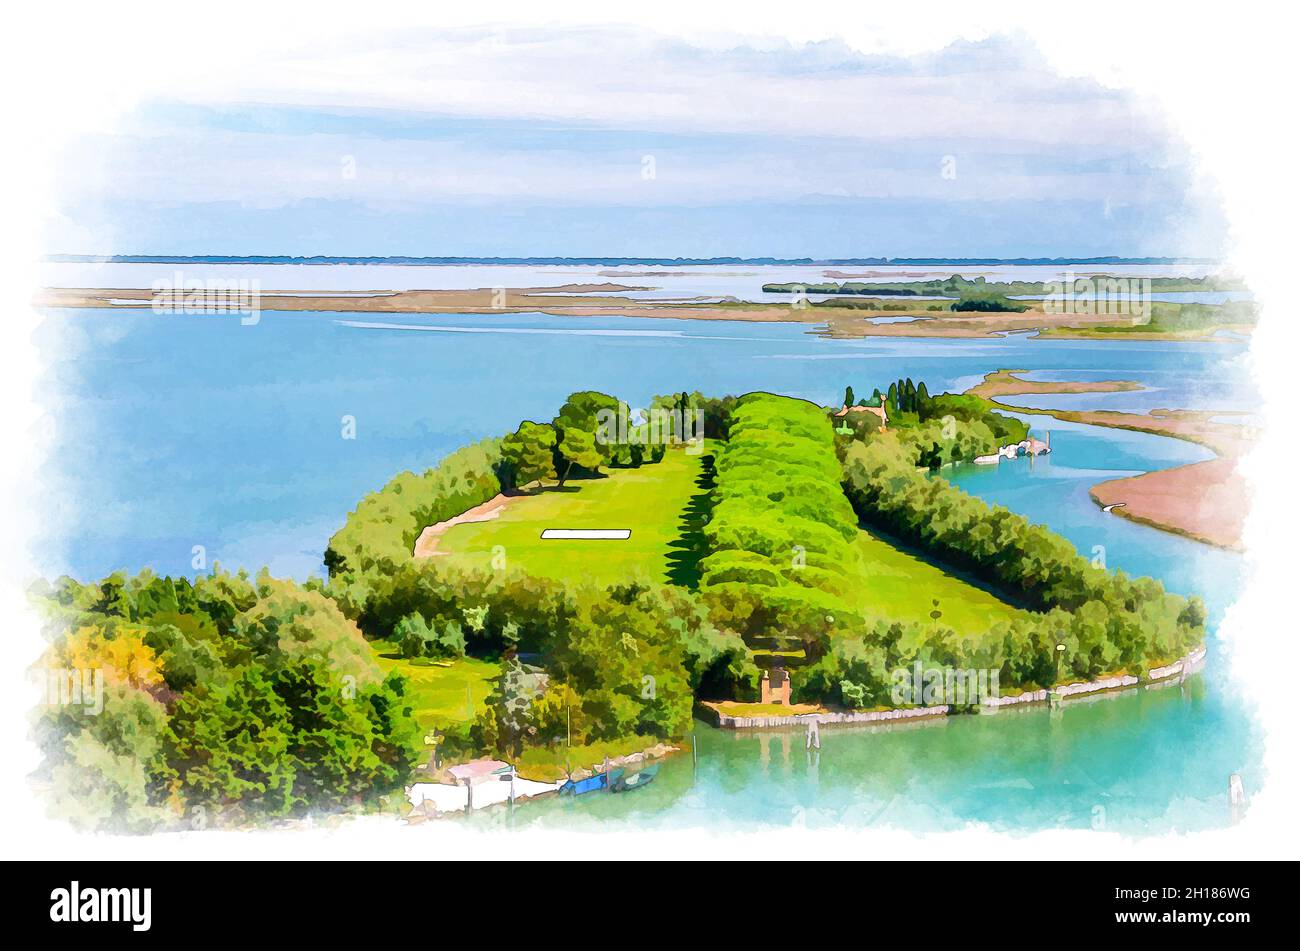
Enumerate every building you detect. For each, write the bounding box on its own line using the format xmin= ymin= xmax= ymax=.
xmin=833 ymin=400 xmax=889 ymax=430
xmin=760 ymin=667 xmax=792 ymax=705
xmin=1017 ymin=432 xmax=1051 ymax=456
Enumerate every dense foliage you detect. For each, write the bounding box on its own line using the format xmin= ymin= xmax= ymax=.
xmin=359 ymin=562 xmax=754 ymax=759
xmin=698 ymin=393 xmax=862 ymax=646
xmin=324 ymin=438 xmax=505 ymax=583
xmin=834 ymin=379 xmax=1029 ymax=469
xmin=32 ymin=569 xmax=421 ymax=831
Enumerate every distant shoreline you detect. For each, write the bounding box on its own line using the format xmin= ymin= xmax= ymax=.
xmin=43 ymin=254 xmax=1224 ymax=266
xmin=34 ymin=285 xmax=1254 ymax=344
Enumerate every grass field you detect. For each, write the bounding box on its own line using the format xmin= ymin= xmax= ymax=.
xmin=432 ymin=440 xmax=1023 ymax=643
xmin=437 ymin=446 xmax=708 ymax=586
xmin=514 ymin=736 xmax=666 ymax=781
xmin=370 ymin=638 xmax=498 ymax=739
xmin=847 ymin=529 xmax=1028 ymax=637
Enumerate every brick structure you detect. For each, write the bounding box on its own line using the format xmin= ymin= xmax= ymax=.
xmin=760 ymin=667 xmax=792 ymax=705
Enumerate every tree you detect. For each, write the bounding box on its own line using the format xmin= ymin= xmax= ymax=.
xmin=394 ymin=612 xmax=435 ymax=659
xmin=555 ymin=427 xmax=602 ymax=486
xmin=843 ymin=385 xmax=855 ymax=409
xmin=551 ymin=391 xmax=620 ymax=483
xmin=501 ymin=421 xmax=557 ymax=490
xmin=39 ymin=685 xmax=175 ymax=833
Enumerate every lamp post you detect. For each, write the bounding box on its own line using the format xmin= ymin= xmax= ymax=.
xmin=1048 ymin=642 xmax=1066 ymax=710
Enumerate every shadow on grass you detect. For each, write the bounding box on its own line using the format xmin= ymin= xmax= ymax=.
xmin=666 ymin=453 xmax=715 ymax=588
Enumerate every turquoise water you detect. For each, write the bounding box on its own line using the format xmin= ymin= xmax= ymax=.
xmin=36 ymin=306 xmax=1260 ymax=834
xmin=473 ymin=415 xmax=1257 ymax=836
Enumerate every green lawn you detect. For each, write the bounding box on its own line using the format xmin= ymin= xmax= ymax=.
xmin=370 ymin=639 xmax=498 ymax=735
xmin=437 ymin=446 xmax=708 ymax=586
xmin=847 ymin=530 xmax=1029 ymax=638
xmin=513 ymin=736 xmax=665 ymax=782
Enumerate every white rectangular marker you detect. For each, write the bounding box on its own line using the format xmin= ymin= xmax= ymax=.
xmin=540 ymin=529 xmax=632 ymax=540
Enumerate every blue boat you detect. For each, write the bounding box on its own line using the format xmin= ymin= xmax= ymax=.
xmin=558 ymin=772 xmax=609 ymax=796
xmin=609 ymin=763 xmax=660 ymax=793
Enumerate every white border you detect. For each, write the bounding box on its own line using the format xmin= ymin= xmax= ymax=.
xmin=2 ymin=0 xmax=1297 ymax=859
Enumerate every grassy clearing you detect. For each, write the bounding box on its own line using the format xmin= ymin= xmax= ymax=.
xmin=710 ymin=700 xmax=825 ymax=717
xmin=514 ymin=736 xmax=667 ymax=782
xmin=437 ymin=446 xmax=706 ymax=586
xmin=847 ymin=530 xmax=1028 ymax=637
xmin=370 ymin=639 xmax=498 ymax=737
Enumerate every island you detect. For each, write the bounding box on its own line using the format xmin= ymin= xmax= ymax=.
xmin=37 ymin=272 xmax=1256 ymax=343
xmin=30 ymin=379 xmax=1210 ymax=830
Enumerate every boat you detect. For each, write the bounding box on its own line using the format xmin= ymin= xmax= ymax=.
xmin=608 ymin=763 xmax=660 ymax=793
xmin=558 ymin=772 xmax=608 ymax=796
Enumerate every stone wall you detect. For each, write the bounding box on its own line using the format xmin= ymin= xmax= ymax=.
xmin=709 ymin=645 xmax=1207 ymax=730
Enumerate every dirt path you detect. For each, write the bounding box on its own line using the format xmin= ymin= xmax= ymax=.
xmin=412 ymin=494 xmax=512 ymax=559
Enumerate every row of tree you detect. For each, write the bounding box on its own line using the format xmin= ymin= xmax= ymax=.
xmin=700 ymin=393 xmax=862 ymax=647
xmin=840 ymin=436 xmax=1205 ymax=658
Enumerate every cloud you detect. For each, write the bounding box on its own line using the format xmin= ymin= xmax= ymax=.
xmin=46 ymin=28 xmax=1221 ymax=257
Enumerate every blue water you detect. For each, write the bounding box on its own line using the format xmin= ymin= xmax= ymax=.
xmin=35 ymin=308 xmax=1249 ymax=582
xmin=36 ymin=305 xmax=1261 ymax=834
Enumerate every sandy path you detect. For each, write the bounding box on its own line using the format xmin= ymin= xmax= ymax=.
xmin=413 ymin=494 xmax=512 ymax=559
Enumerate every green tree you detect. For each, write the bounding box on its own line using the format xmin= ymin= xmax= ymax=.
xmin=501 ymin=421 xmax=557 ymax=490
xmin=549 ymin=391 xmax=621 ymax=484
xmin=555 ymin=427 xmax=602 ymax=486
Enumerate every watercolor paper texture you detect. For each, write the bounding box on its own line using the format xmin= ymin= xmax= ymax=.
xmin=23 ymin=23 xmax=1264 ymax=842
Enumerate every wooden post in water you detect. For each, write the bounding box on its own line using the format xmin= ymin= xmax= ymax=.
xmin=1229 ymin=773 xmax=1246 ymax=823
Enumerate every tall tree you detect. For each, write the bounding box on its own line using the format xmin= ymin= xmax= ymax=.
xmin=502 ymin=421 xmax=557 ymax=490
xmin=552 ymin=390 xmax=621 ymax=469
xmin=555 ymin=427 xmax=601 ymax=486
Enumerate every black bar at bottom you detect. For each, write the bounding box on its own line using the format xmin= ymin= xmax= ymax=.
xmin=7 ymin=859 xmax=1282 ymax=937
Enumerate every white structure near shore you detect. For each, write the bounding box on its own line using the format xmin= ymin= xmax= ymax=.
xmin=974 ymin=432 xmax=1052 ymax=465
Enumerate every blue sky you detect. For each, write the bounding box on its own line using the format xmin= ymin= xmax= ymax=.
xmin=46 ymin=30 xmax=1225 ymax=258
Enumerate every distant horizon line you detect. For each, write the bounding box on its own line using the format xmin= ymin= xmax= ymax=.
xmin=45 ymin=254 xmax=1221 ymax=267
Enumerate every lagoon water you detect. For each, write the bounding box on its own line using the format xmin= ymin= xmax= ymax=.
xmin=35 ymin=300 xmax=1259 ymax=834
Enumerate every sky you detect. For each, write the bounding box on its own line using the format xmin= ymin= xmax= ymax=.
xmin=45 ymin=28 xmax=1226 ymax=259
